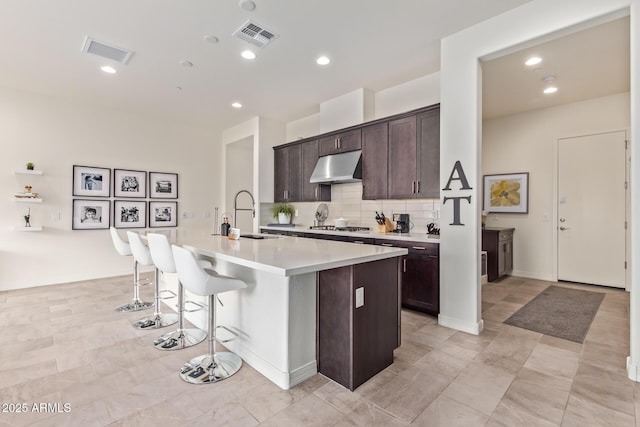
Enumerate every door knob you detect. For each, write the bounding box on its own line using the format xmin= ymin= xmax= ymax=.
xmin=560 ymin=218 xmax=566 ymax=223
xmin=559 ymin=226 xmax=570 ymax=231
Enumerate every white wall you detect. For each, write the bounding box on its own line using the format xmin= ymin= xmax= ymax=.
xmin=374 ymin=73 xmax=441 ymax=119
xmin=483 ymin=92 xmax=630 ymax=281
xmin=226 ymin=136 xmax=254 ymax=231
xmin=440 ymin=0 xmax=634 ymax=336
xmin=0 ymin=87 xmax=220 ymax=291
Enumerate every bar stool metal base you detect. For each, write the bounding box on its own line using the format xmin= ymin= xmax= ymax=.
xmin=114 ymin=300 xmax=154 ymax=312
xmin=153 ymin=328 xmax=206 ymax=351
xmin=133 ymin=312 xmax=178 ymax=329
xmin=179 ymin=352 xmax=242 ymax=384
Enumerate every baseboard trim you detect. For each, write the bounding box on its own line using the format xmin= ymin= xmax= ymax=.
xmin=627 ymin=356 xmax=640 ymax=382
xmin=511 ymin=270 xmax=555 ymax=281
xmin=438 ymin=314 xmax=484 ymax=335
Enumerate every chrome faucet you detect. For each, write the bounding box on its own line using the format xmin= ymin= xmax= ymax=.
xmin=233 ymin=189 xmax=255 ymax=228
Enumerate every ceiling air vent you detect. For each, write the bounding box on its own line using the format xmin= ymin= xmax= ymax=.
xmin=81 ymin=37 xmax=134 ymax=64
xmin=232 ymin=20 xmax=278 ymax=48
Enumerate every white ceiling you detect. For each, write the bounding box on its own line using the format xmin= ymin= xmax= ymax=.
xmin=483 ymin=15 xmax=630 ymax=119
xmin=0 ymin=0 xmax=533 ymax=132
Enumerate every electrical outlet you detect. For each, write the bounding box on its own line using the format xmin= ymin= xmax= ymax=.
xmin=355 ymin=287 xmax=364 ymax=308
xmin=295 ymin=209 xmax=299 ymax=217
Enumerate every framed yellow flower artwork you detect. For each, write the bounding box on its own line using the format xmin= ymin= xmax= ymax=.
xmin=483 ymin=172 xmax=529 ymax=213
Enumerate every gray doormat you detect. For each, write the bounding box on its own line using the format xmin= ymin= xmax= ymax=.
xmin=504 ymin=285 xmax=605 ymax=343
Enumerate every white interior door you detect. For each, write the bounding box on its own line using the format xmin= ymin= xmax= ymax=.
xmin=558 ymin=131 xmax=627 ymax=288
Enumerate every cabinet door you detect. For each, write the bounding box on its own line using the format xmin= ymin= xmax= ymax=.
xmin=416 ymin=108 xmax=440 ymax=198
xmin=319 ymin=129 xmax=362 ymax=156
xmin=301 ymin=140 xmax=331 ymax=202
xmin=274 ymin=147 xmax=289 ymax=203
xmin=274 ymin=144 xmax=302 ymax=202
xmin=287 ymin=144 xmax=302 ymax=202
xmin=388 ymin=116 xmax=417 ymax=199
xmin=402 ymin=253 xmax=439 ymax=315
xmin=362 ymin=122 xmax=388 ymax=200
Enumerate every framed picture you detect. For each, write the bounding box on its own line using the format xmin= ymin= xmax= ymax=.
xmin=114 ymin=200 xmax=147 ymax=229
xmin=114 ymin=169 xmax=146 ymax=198
xmin=483 ymin=172 xmax=529 ymax=214
xmin=149 ymin=201 xmax=178 ymax=228
xmin=149 ymin=172 xmax=178 ymax=199
xmin=73 ymin=165 xmax=111 ymax=197
xmin=72 ymin=199 xmax=110 ymax=230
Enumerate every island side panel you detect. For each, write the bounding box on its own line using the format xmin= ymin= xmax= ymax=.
xmin=353 ymin=257 xmax=398 ymax=389
xmin=317 ymin=257 xmax=401 ymax=391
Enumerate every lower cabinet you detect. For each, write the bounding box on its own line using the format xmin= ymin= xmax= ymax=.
xmin=317 ymin=257 xmax=399 ymax=391
xmin=482 ymin=227 xmax=515 ymax=282
xmin=376 ymin=239 xmax=439 ymax=316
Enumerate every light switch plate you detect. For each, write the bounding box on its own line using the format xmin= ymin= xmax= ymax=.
xmin=355 ymin=287 xmax=364 ymax=308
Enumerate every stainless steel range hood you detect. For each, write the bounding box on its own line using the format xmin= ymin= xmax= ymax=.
xmin=309 ymin=150 xmax=362 ymax=184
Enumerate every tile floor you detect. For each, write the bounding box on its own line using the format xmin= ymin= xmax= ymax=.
xmin=0 ymin=275 xmax=635 ymax=426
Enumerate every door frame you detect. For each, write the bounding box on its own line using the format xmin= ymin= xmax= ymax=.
xmin=553 ymin=129 xmax=630 ymax=290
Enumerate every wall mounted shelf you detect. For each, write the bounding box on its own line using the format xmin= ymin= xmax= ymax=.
xmin=14 ymin=170 xmax=44 ymax=175
xmin=15 ymin=198 xmax=43 ymax=203
xmin=13 ymin=226 xmax=43 ymax=232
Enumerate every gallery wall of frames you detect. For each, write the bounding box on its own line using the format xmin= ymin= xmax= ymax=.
xmin=72 ymin=165 xmax=179 ymax=230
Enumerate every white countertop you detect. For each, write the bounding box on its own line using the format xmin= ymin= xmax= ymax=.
xmin=260 ymin=225 xmax=440 ymax=244
xmin=169 ymin=230 xmax=408 ymax=277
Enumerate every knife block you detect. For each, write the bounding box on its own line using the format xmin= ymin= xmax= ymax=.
xmin=378 ymin=218 xmax=394 ymax=233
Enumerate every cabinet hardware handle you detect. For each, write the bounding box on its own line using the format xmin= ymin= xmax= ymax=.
xmin=403 ymin=258 xmax=407 ymax=272
xmin=284 ymin=190 xmax=288 ymax=199
xmin=412 ymin=181 xmax=416 ymax=193
xmin=412 ymin=246 xmax=426 ymax=250
xmin=338 ymin=138 xmax=341 ymax=149
xmin=417 ymin=180 xmax=420 ymax=193
xmin=335 ymin=138 xmax=338 ymax=149
xmin=381 ymin=243 xmax=393 ymax=247
xmin=353 ymin=240 xmax=364 ymax=244
xmin=315 ymin=187 xmax=318 ymax=199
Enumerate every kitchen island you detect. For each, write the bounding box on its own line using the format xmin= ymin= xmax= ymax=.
xmin=165 ymin=231 xmax=407 ymax=390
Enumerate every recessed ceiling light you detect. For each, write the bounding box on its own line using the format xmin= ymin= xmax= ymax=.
xmin=179 ymin=60 xmax=193 ymax=68
xmin=232 ymin=102 xmax=243 ymax=108
xmin=101 ymin=65 xmax=117 ymax=74
xmin=543 ymin=86 xmax=558 ymax=94
xmin=204 ymin=35 xmax=219 ymax=44
xmin=239 ymin=0 xmax=256 ymax=11
xmin=241 ymin=50 xmax=256 ymax=60
xmin=316 ymin=56 xmax=330 ymax=65
xmin=525 ymin=56 xmax=542 ymax=66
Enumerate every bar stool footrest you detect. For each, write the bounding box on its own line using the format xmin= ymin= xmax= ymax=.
xmin=214 ymin=325 xmax=239 ymax=344
xmin=181 ymin=300 xmax=206 ymax=313
xmin=159 ymin=289 xmax=177 ymax=299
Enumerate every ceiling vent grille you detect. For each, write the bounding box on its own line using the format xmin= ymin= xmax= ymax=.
xmin=81 ymin=37 xmax=134 ymax=64
xmin=232 ymin=20 xmax=278 ymax=48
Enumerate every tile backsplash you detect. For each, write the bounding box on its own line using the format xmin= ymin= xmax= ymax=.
xmin=260 ymin=182 xmax=440 ymax=234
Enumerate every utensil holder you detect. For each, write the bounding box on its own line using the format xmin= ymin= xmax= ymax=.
xmin=378 ymin=218 xmax=394 ymax=233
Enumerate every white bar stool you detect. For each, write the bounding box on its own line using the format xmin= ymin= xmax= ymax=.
xmin=109 ymin=227 xmax=153 ymax=312
xmin=172 ymin=244 xmax=247 ymax=384
xmin=126 ymin=232 xmax=178 ymax=329
xmin=147 ymin=233 xmax=207 ymax=351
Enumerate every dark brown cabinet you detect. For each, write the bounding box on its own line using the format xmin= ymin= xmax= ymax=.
xmin=416 ymin=108 xmax=440 ymax=198
xmin=301 ymin=140 xmax=331 ymax=202
xmin=274 ymin=144 xmax=302 ymax=203
xmin=319 ymin=128 xmax=362 ymax=156
xmin=362 ymin=122 xmax=389 ymax=199
xmin=317 ymin=257 xmax=399 ymax=390
xmin=482 ymin=227 xmax=515 ymax=282
xmin=388 ymin=116 xmax=418 ymax=199
xmin=387 ymin=106 xmax=440 ymax=199
xmin=376 ymin=239 xmax=439 ymax=316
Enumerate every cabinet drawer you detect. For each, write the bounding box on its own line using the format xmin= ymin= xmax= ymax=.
xmin=498 ymin=230 xmax=513 ymax=241
xmin=374 ymin=239 xmax=438 ymax=256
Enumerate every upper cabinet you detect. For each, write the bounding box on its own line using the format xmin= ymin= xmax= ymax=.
xmin=318 ymin=129 xmax=362 ymax=156
xmin=416 ymin=108 xmax=440 ymax=198
xmin=273 ymin=104 xmax=440 ymax=202
xmin=301 ymin=140 xmax=331 ymax=202
xmin=362 ymin=122 xmax=389 ymax=200
xmin=387 ymin=105 xmax=440 ymax=199
xmin=274 ymin=143 xmax=302 ymax=203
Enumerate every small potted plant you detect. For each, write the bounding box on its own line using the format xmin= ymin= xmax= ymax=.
xmin=271 ymin=203 xmax=294 ymax=224
xmin=26 ymin=162 xmax=34 ymax=171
